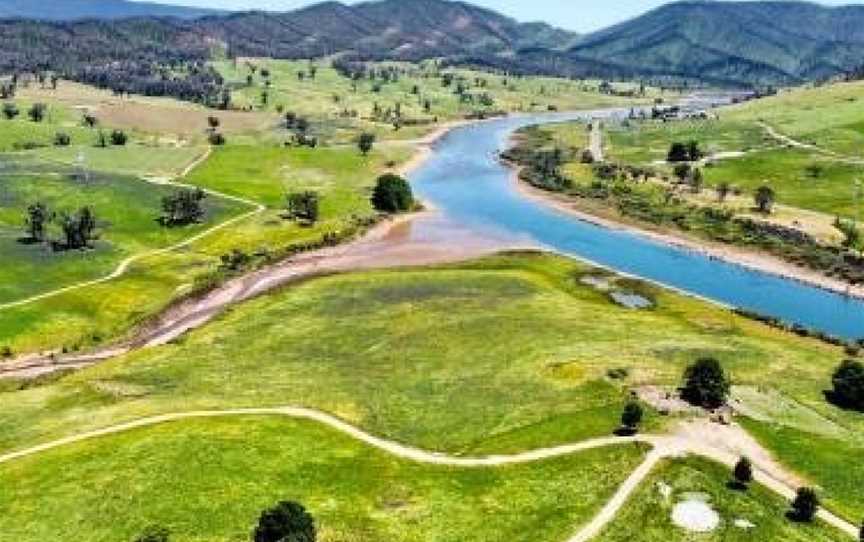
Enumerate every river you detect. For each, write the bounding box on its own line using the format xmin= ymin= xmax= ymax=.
xmin=407 ymin=111 xmax=864 ymax=341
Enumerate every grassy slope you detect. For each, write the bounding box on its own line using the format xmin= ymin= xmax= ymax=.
xmin=1 ymin=254 xmax=861 ymax=501
xmin=0 ymin=417 xmax=648 ymax=542
xmin=724 ymin=80 xmax=864 ymax=157
xmin=595 ymin=457 xmax=847 ymax=542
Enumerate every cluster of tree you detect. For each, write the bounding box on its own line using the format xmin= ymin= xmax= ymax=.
xmin=667 ymin=141 xmax=703 ymax=163
xmin=96 ymin=129 xmax=129 ymax=147
xmin=728 ymin=457 xmax=821 ymax=525
xmin=283 ymin=112 xmax=317 ymax=147
xmin=159 ymin=188 xmax=207 ymax=227
xmin=22 ymin=202 xmax=98 ymax=251
xmin=371 ymin=174 xmax=414 ymax=213
xmin=286 ymin=191 xmax=320 ymax=224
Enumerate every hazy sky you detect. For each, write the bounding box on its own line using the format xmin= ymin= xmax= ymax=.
xmin=146 ymin=0 xmax=853 ymax=32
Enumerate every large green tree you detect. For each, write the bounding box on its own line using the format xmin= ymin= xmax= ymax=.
xmin=371 ymin=174 xmax=414 ymax=213
xmin=252 ymin=501 xmax=316 ymax=542
xmin=831 ymin=359 xmax=864 ymax=411
xmin=681 ymin=357 xmax=730 ymax=409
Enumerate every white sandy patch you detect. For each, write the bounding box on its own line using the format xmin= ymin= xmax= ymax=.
xmin=672 ymin=499 xmax=720 ymax=532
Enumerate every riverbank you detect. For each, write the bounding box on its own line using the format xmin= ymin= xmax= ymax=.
xmin=0 ymin=119 xmax=498 ymax=380
xmin=511 ymin=167 xmax=864 ymax=303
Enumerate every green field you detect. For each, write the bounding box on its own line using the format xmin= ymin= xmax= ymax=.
xmin=0 ymin=416 xmax=647 ymax=542
xmin=703 ymin=148 xmax=864 ymax=217
xmin=1 ymin=253 xmax=861 ymax=521
xmin=596 ymin=457 xmax=847 ymax=541
xmin=0 ymin=156 xmax=244 ymax=304
xmin=605 ymin=119 xmax=770 ymax=164
xmin=215 ymin=58 xmax=655 ymax=143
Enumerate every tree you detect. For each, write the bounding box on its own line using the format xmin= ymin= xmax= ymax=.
xmin=82 ymin=113 xmax=98 ymax=128
xmin=110 ymin=129 xmax=128 ymax=146
xmin=667 ymin=142 xmax=690 ymax=162
xmin=134 ymin=525 xmax=170 ymax=542
xmin=252 ymin=501 xmax=316 ymax=542
xmin=54 ymin=132 xmax=71 ymax=146
xmin=24 ymin=202 xmax=50 ymax=242
xmin=619 ymin=401 xmax=643 ymax=434
xmin=2 ymin=102 xmax=19 ymax=120
xmin=286 ymin=191 xmax=320 ymax=224
xmin=687 ymin=140 xmax=703 ymax=161
xmin=716 ymin=182 xmax=731 ymax=203
xmin=733 ymin=457 xmax=753 ymax=488
xmin=830 ymin=359 xmax=864 ymax=411
xmin=790 ymin=487 xmax=819 ymax=522
xmin=28 ymin=102 xmax=47 ymax=122
xmin=834 ymin=217 xmax=862 ymax=250
xmin=59 ymin=206 xmax=97 ymax=250
xmin=755 ymin=185 xmax=775 ymax=214
xmin=207 ymin=116 xmax=220 ymax=131
xmin=358 ymin=132 xmax=376 ymax=156
xmin=160 ymin=188 xmax=207 ymax=227
xmin=209 ymin=132 xmax=226 ymax=146
xmin=581 ymin=149 xmax=595 ymax=164
xmin=673 ymin=163 xmax=692 ymax=183
xmin=690 ymin=168 xmax=704 ymax=193
xmin=681 ymin=357 xmax=730 ymax=409
xmin=371 ymin=174 xmax=414 ymax=213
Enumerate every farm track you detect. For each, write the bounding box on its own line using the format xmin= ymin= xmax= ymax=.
xmin=0 ymin=407 xmax=857 ymax=540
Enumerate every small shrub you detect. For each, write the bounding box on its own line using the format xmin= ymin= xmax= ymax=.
xmin=1 ymin=346 xmax=12 ymax=358
xmin=209 ymin=132 xmax=226 ymax=146
xmin=110 ymin=130 xmax=128 ymax=146
xmin=732 ymin=457 xmax=753 ymax=489
xmin=2 ymin=102 xmax=19 ymax=120
xmin=789 ymin=487 xmax=819 ymax=522
xmin=133 ymin=525 xmax=170 ymax=542
xmin=619 ymin=401 xmax=643 ymax=434
xmin=606 ymin=367 xmax=630 ymax=380
xmin=53 ymin=132 xmax=71 ymax=146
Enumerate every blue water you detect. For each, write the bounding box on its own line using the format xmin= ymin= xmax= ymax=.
xmin=409 ymin=112 xmax=864 ymax=341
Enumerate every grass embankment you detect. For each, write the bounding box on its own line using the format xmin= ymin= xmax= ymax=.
xmin=1 ymin=253 xmax=861 ymax=515
xmin=595 ymin=457 xmax=848 ymax=541
xmin=0 ymin=416 xmax=648 ymax=542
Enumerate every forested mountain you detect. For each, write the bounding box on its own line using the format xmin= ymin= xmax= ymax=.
xmin=568 ymin=1 xmax=864 ymax=86
xmin=1 ymin=0 xmax=863 ymax=102
xmin=0 ymin=0 xmax=221 ymax=20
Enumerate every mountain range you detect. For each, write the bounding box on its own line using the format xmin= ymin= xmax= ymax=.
xmin=1 ymin=0 xmax=863 ymax=87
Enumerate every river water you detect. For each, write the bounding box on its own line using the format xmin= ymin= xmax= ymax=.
xmin=407 ymin=111 xmax=864 ymax=341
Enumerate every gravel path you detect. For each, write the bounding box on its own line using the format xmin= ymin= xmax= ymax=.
xmin=0 ymin=407 xmax=857 ymax=540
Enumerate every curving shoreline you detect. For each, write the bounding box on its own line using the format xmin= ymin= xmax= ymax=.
xmin=512 ymin=169 xmax=864 ymax=305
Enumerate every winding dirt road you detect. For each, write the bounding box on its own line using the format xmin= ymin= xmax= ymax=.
xmin=0 ymin=407 xmax=857 ymax=540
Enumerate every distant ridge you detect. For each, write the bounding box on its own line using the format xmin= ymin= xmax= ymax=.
xmin=0 ymin=0 xmax=222 ymax=20
xmin=1 ymin=0 xmax=864 ymax=88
